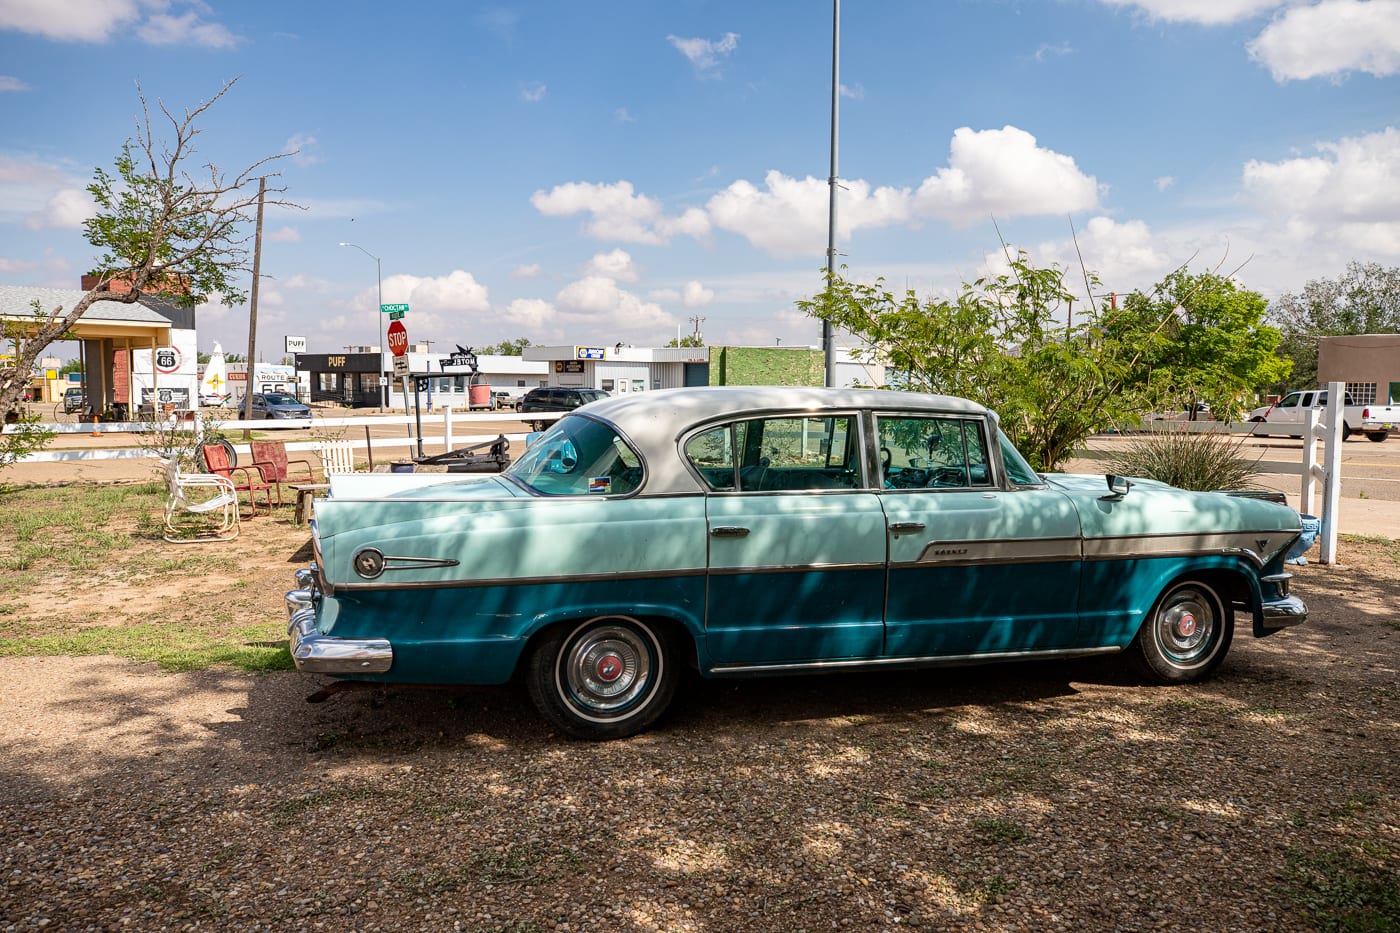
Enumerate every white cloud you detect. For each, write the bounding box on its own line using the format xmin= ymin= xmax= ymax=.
xmin=0 ymin=0 xmax=141 ymax=42
xmin=382 ymin=270 xmax=491 ymax=313
xmin=706 ymin=170 xmax=912 ymax=255
xmin=839 ymin=82 xmax=865 ymax=100
xmin=614 ymin=107 xmax=636 ymax=123
xmin=521 ymin=82 xmax=547 ymax=102
xmin=0 ymin=0 xmax=237 ymax=46
xmin=667 ymin=32 xmax=739 ymax=77
xmin=530 ymin=179 xmax=708 ymax=245
xmin=0 ymin=75 xmax=30 ymax=91
xmin=681 ymin=280 xmax=714 ymax=308
xmin=1095 ymin=0 xmax=1284 ymax=25
xmin=284 ymin=133 xmax=322 ymax=167
xmin=135 ymin=11 xmax=238 ymax=48
xmin=1241 ymin=126 xmax=1400 ymax=254
xmin=268 ymin=226 xmax=301 ymax=243
xmin=501 ymin=297 xmax=556 ymax=331
xmin=1031 ymin=41 xmax=1074 ymax=62
xmin=23 ymin=187 xmax=95 ymax=230
xmin=511 ymin=262 xmax=542 ymax=279
xmin=1039 ymin=217 xmax=1174 ymax=294
xmin=556 ymin=276 xmax=675 ymax=335
xmin=1248 ymin=0 xmax=1400 ymax=81
xmin=914 ymin=126 xmax=1101 ymax=224
xmin=1155 ymin=175 xmax=1176 ymax=191
xmin=582 ymin=248 xmax=638 ymax=282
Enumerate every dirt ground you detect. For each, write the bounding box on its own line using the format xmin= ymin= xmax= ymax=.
xmin=1 ymin=510 xmax=1397 ymax=931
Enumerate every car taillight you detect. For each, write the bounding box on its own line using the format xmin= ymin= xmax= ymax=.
xmin=1363 ymin=407 xmax=1371 ymax=418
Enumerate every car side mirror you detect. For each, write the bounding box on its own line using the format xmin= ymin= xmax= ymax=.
xmin=1102 ymin=474 xmax=1132 ymax=500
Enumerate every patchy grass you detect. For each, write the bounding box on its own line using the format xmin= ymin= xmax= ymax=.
xmin=0 ymin=621 xmax=293 ymax=672
xmin=0 ymin=481 xmax=302 ymax=673
xmin=1281 ymin=846 xmax=1400 ymax=932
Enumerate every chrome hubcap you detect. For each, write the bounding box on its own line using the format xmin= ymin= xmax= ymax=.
xmin=561 ymin=624 xmax=654 ymax=716
xmin=1156 ymin=588 xmax=1216 ymax=666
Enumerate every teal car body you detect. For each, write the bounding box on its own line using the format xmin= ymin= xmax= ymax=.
xmin=287 ymin=386 xmax=1306 ymax=739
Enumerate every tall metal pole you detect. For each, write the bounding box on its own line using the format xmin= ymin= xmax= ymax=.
xmin=243 ymin=176 xmax=266 ymax=424
xmin=339 ymin=241 xmax=386 ymax=412
xmin=823 ymin=0 xmax=840 ymax=388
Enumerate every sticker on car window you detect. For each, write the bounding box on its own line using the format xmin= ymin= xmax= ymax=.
xmin=588 ymin=476 xmax=612 ymax=494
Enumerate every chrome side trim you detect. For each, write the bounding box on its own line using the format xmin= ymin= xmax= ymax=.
xmin=326 ymin=564 xmax=710 ymax=592
xmin=707 ymin=645 xmax=1121 ymax=676
xmin=1261 ymin=594 xmax=1307 ymax=628
xmin=1082 ymin=530 xmax=1298 ymax=567
xmin=709 ymin=561 xmax=885 ymax=577
xmin=287 ymin=608 xmax=393 ymax=674
xmin=911 ymin=536 xmax=1081 ymax=565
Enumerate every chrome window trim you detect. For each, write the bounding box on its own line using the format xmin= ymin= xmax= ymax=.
xmin=678 ymin=409 xmax=870 ymax=494
xmin=870 ymin=410 xmax=1005 ymax=491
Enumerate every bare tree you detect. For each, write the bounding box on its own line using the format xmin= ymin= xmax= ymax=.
xmin=0 ymin=78 xmax=294 ymax=425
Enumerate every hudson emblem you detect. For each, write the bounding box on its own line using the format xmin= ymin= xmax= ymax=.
xmin=1255 ymin=538 xmax=1270 ymax=552
xmin=932 ymin=547 xmax=969 ymax=557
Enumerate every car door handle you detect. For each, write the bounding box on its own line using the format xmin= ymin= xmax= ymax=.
xmin=710 ymin=526 xmax=751 ymax=538
xmin=889 ymin=521 xmax=926 ymax=534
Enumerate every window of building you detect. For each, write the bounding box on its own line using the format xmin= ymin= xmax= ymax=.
xmin=1346 ymin=382 xmax=1378 ymax=405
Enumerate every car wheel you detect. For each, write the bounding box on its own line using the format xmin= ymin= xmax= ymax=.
xmin=1129 ymin=580 xmax=1233 ymax=684
xmin=526 ymin=615 xmax=677 ymax=740
xmin=1248 ymin=416 xmax=1270 ymax=438
xmin=1342 ymin=423 xmax=1353 ymax=441
xmin=1367 ymin=432 xmax=1388 ymax=443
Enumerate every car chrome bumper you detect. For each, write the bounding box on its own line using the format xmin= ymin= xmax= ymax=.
xmin=1261 ymin=594 xmax=1308 ymax=628
xmin=287 ymin=607 xmax=393 ymax=674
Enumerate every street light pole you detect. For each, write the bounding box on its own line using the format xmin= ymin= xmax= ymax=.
xmin=338 ymin=241 xmax=385 ymax=412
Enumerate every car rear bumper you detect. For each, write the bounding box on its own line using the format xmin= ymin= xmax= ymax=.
xmin=286 ymin=603 xmax=393 ymax=674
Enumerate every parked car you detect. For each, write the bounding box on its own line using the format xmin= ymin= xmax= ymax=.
xmin=62 ymin=387 xmax=86 ymax=414
xmin=286 ymin=387 xmax=1308 ymax=740
xmin=516 ymin=386 xmax=610 ymax=428
xmin=1247 ymin=389 xmax=1396 ymax=442
xmin=250 ymin=392 xmax=312 ymax=424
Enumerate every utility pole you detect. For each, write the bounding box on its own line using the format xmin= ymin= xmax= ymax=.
xmin=242 ymin=176 xmax=266 ymax=429
xmin=823 ymin=0 xmax=840 ymax=389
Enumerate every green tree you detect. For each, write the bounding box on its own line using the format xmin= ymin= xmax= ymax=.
xmin=798 ymin=253 xmax=1162 ymax=470
xmin=1269 ymin=262 xmax=1400 ymax=389
xmin=0 ymin=79 xmax=290 ymax=467
xmin=666 ymin=334 xmax=705 ymax=348
xmin=1117 ymin=270 xmax=1291 ymax=417
xmin=484 ymin=337 xmax=533 ymax=356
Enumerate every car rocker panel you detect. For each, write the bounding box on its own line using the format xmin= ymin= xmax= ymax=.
xmin=287 ymin=386 xmax=1307 ymax=739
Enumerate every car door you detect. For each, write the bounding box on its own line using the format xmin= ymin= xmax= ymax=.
xmin=685 ymin=413 xmax=887 ymax=665
xmin=877 ymin=413 xmax=1082 ymax=657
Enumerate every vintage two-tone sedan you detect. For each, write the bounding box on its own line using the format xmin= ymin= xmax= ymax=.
xmin=286 ymin=386 xmax=1307 ymax=739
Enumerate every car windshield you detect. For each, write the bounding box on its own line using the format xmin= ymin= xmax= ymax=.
xmin=263 ymin=393 xmax=298 ymax=405
xmin=506 ymin=415 xmax=642 ymax=496
xmin=998 ymin=431 xmax=1043 ymax=486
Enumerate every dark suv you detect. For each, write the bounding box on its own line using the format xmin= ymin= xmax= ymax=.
xmin=517 ymin=386 xmax=609 ymax=427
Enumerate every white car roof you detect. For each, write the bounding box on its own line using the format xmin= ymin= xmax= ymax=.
xmin=572 ymin=386 xmax=994 ymax=496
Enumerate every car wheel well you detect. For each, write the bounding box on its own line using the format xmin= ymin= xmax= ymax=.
xmin=515 ymin=613 xmax=697 ymax=681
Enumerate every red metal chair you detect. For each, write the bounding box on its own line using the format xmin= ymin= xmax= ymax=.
xmin=200 ymin=443 xmax=279 ymax=515
xmin=250 ymin=440 xmax=318 ymax=485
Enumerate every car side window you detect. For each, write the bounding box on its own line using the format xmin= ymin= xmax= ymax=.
xmin=686 ymin=415 xmax=860 ymax=492
xmin=877 ymin=415 xmax=993 ymax=489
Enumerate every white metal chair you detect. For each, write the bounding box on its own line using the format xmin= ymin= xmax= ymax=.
xmin=161 ymin=458 xmax=240 ymax=543
xmin=315 ymin=440 xmax=358 ymax=475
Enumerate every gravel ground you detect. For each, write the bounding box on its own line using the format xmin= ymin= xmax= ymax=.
xmin=1 ymin=522 xmax=1397 ymax=932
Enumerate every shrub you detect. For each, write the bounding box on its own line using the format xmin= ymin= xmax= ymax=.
xmin=1105 ymin=428 xmax=1261 ymax=491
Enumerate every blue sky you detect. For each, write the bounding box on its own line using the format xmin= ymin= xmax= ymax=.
xmin=2 ymin=0 xmax=1398 ymax=361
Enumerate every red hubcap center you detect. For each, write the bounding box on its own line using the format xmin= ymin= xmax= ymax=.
xmin=595 ymin=654 xmax=624 ymax=682
xmin=1178 ymin=613 xmax=1196 ymax=637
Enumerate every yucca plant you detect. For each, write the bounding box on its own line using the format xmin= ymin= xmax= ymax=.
xmin=1105 ymin=428 xmax=1262 ymax=491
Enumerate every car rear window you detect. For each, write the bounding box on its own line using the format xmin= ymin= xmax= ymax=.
xmin=506 ymin=416 xmax=643 ymax=496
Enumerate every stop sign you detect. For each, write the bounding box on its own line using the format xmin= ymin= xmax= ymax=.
xmin=386 ymin=319 xmax=408 ymax=357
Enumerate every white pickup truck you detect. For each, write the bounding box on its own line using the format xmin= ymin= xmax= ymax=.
xmin=1247 ymin=388 xmax=1397 ymax=442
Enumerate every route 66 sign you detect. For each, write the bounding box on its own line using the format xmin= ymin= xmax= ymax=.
xmin=154 ymin=347 xmax=181 ymax=374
